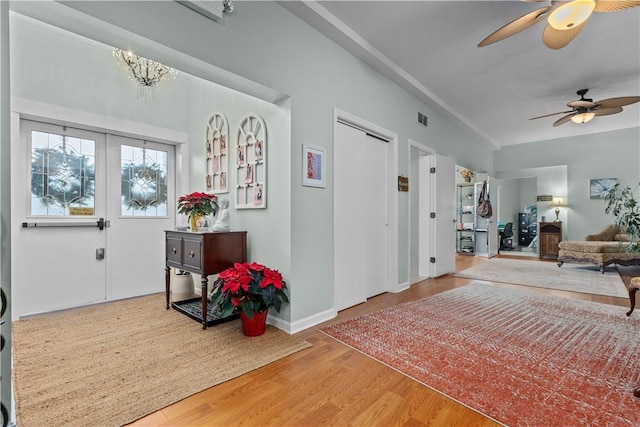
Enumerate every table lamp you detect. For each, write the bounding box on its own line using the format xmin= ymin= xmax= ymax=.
xmin=550 ymin=197 xmax=564 ymax=222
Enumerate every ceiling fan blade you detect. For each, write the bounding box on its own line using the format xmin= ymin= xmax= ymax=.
xmin=595 ymin=96 xmax=640 ymax=108
xmin=594 ymin=106 xmax=624 ymax=116
xmin=542 ymin=21 xmax=587 ymax=49
xmin=567 ymin=100 xmax=596 ymax=108
xmin=553 ymin=114 xmax=575 ymax=127
xmin=594 ymin=0 xmax=640 ymax=13
xmin=478 ymin=6 xmax=552 ymax=47
xmin=529 ymin=110 xmax=574 ymax=120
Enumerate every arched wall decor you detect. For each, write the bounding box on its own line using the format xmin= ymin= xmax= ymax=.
xmin=205 ymin=112 xmax=229 ymax=194
xmin=235 ymin=113 xmax=266 ymax=209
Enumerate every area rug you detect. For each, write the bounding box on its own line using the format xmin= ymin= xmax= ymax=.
xmin=454 ymin=257 xmax=627 ymax=298
xmin=12 ymin=293 xmax=311 ymax=427
xmin=320 ymin=283 xmax=640 ymax=427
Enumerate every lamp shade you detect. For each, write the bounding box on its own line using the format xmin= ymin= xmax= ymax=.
xmin=550 ymin=197 xmax=564 ymax=208
xmin=570 ymin=112 xmax=596 ymax=123
xmin=548 ymin=0 xmax=595 ymax=30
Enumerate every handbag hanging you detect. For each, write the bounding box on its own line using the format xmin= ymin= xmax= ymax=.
xmin=477 ymin=179 xmax=493 ymax=218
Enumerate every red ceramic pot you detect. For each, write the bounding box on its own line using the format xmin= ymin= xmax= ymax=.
xmin=239 ymin=310 xmax=268 ymax=337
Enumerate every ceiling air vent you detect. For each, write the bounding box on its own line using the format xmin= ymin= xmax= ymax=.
xmin=418 ymin=112 xmax=428 ymax=128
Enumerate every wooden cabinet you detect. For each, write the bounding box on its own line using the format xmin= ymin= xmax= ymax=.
xmin=165 ymin=230 xmax=247 ymax=328
xmin=539 ymin=222 xmax=562 ymax=260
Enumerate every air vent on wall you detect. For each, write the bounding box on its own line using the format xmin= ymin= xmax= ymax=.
xmin=418 ymin=112 xmax=428 ymax=127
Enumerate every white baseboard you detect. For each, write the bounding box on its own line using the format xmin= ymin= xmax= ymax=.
xmin=393 ymin=281 xmax=410 ymax=293
xmin=267 ymin=308 xmax=336 ymax=335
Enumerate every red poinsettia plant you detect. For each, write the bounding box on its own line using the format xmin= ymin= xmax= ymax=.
xmin=210 ymin=262 xmax=289 ymax=318
xmin=177 ymin=191 xmax=219 ymax=218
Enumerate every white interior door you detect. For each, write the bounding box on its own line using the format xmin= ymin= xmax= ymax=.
xmin=364 ymin=134 xmax=387 ymax=298
xmin=418 ymin=153 xmax=455 ymax=278
xmin=12 ymin=121 xmax=175 ymax=319
xmin=418 ymin=154 xmax=431 ymax=277
xmin=433 ymin=154 xmax=456 ymax=276
xmin=106 ymin=135 xmax=175 ymax=299
xmin=334 ymin=122 xmax=387 ymax=311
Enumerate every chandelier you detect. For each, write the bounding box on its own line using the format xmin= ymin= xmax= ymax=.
xmin=112 ymin=48 xmax=178 ymax=100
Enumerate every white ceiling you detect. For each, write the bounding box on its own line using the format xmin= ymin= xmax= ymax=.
xmin=281 ymin=1 xmax=640 ymax=150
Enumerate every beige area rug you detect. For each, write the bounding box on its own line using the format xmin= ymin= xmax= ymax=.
xmin=454 ymin=257 xmax=627 ymax=298
xmin=12 ymin=294 xmax=311 ymax=427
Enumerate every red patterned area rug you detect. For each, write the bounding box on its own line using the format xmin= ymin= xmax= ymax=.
xmin=320 ymin=283 xmax=640 ymax=426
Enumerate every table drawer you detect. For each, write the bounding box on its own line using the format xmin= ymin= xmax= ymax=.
xmin=166 ymin=236 xmax=182 ymax=266
xmin=182 ymin=239 xmax=202 ymax=270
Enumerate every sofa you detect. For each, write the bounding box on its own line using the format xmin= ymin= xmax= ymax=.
xmin=557 ymin=225 xmax=640 ymax=273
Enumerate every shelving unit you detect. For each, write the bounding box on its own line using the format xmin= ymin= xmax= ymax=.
xmin=456 ymin=183 xmax=475 ymax=255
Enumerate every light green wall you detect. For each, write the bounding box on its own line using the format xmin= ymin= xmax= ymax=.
xmin=10 ymin=1 xmax=493 ymax=326
xmin=494 ymin=128 xmax=640 ymax=240
xmin=10 ymin=13 xmax=293 ymax=318
xmin=58 ymin=1 xmax=493 ymax=322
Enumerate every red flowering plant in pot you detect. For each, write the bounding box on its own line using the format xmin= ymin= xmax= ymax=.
xmin=209 ymin=262 xmax=289 ymax=336
xmin=177 ymin=191 xmax=218 ymax=232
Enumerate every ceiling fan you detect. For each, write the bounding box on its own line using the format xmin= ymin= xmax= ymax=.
xmin=478 ymin=0 xmax=640 ymax=49
xmin=529 ymin=89 xmax=640 ymax=126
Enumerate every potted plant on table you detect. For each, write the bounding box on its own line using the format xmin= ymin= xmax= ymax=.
xmin=209 ymin=262 xmax=289 ymax=336
xmin=177 ymin=191 xmax=219 ymax=232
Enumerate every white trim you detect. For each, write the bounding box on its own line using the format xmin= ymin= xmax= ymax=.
xmin=273 ymin=308 xmax=337 ymax=335
xmin=394 ymin=281 xmax=410 ymax=294
xmin=333 ymin=108 xmax=399 ymax=300
xmin=11 ymin=97 xmax=188 ymax=144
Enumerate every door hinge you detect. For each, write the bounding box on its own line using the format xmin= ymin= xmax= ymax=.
xmin=430 ymin=257 xmax=436 ymax=263
xmin=430 ymin=212 xmax=436 ymax=218
xmin=430 ymin=167 xmax=436 ymax=173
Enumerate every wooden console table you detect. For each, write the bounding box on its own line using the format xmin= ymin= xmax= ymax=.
xmin=539 ymin=222 xmax=562 ymax=260
xmin=165 ymin=230 xmax=247 ymax=329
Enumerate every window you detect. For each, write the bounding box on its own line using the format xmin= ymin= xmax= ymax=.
xmin=120 ymin=145 xmax=168 ymax=216
xmin=30 ymin=131 xmax=96 ymax=216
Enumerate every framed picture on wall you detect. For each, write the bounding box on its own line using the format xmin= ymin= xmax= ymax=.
xmin=302 ymin=144 xmax=326 ymax=188
xmin=590 ymin=178 xmax=617 ymax=199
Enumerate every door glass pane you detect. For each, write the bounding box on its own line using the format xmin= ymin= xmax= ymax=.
xmin=121 ymin=145 xmax=168 ymax=216
xmin=30 ymin=131 xmax=96 ymax=216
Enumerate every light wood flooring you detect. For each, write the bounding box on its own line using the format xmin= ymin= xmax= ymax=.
xmin=130 ymin=255 xmax=636 ymax=427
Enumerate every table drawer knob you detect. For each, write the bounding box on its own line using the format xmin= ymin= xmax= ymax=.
xmin=172 ymin=247 xmax=177 ymax=254
xmin=189 ymin=250 xmax=195 ymax=257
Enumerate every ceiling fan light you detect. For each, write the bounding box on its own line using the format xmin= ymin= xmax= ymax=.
xmin=548 ymin=0 xmax=595 ymax=30
xmin=570 ymin=112 xmax=596 ymax=123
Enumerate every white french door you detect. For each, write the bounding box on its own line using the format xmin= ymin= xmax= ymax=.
xmin=12 ymin=120 xmax=175 ymax=318
xmin=106 ymin=135 xmax=175 ymax=299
